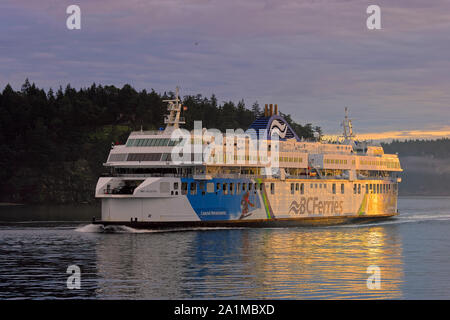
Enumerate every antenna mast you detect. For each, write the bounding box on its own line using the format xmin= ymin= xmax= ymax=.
xmin=163 ymin=86 xmax=185 ymax=132
xmin=342 ymin=107 xmax=355 ymax=140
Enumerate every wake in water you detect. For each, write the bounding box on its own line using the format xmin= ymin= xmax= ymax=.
xmin=326 ymin=211 xmax=450 ymax=229
xmin=75 ymin=211 xmax=450 ymax=233
xmin=75 ymin=224 xmax=160 ymax=233
xmin=75 ymin=224 xmax=248 ymax=234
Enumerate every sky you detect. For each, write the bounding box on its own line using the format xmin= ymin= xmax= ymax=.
xmin=1 ymin=0 xmax=450 ymax=138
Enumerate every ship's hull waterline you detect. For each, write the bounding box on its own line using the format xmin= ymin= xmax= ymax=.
xmin=95 ymin=177 xmax=399 ymax=230
xmin=93 ymin=213 xmax=397 ymax=229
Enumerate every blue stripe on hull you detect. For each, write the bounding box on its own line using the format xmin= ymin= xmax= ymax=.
xmin=182 ymin=178 xmax=262 ymax=221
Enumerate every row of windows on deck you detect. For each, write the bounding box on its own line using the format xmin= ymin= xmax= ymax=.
xmin=109 ymin=153 xmax=171 ymax=162
xmin=126 ymin=138 xmax=180 ymax=147
xmin=359 ymin=159 xmax=400 ymax=169
xmin=171 ymin=181 xmax=397 ymax=196
xmin=289 ymin=182 xmax=397 ymax=195
xmin=109 ymin=153 xmax=209 ymax=162
xmin=324 ymin=158 xmax=400 ymax=169
xmin=180 ymin=181 xmax=265 ymax=195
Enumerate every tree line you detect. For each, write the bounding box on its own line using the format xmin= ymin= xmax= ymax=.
xmin=0 ymin=80 xmax=316 ymax=204
xmin=382 ymin=138 xmax=450 ymax=159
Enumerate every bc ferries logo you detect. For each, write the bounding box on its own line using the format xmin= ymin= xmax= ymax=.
xmin=289 ymin=197 xmax=344 ymax=215
xmin=269 ymin=120 xmax=288 ymax=139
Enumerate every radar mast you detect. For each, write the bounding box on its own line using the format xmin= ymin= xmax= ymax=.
xmin=341 ymin=107 xmax=355 ymax=141
xmin=163 ymin=86 xmax=185 ymax=132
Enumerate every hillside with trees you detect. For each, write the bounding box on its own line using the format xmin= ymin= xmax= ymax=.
xmin=0 ymin=80 xmax=316 ymax=204
xmin=382 ymin=139 xmax=450 ymax=195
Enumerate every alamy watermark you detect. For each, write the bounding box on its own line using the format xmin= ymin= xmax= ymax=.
xmin=168 ymin=121 xmax=280 ymax=173
xmin=367 ymin=5 xmax=381 ymax=30
xmin=66 ymin=265 xmax=81 ymax=289
xmin=66 ymin=5 xmax=81 ymax=30
xmin=66 ymin=5 xmax=381 ymax=31
xmin=366 ymin=265 xmax=381 ymax=289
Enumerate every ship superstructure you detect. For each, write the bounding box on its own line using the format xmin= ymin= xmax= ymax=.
xmin=95 ymin=88 xmax=402 ymax=228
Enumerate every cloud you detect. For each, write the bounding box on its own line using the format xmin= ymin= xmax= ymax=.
xmin=1 ymin=0 xmax=450 ymax=133
xmin=324 ymin=126 xmax=450 ymax=142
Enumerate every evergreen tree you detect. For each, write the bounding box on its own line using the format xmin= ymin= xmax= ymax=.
xmin=0 ymin=81 xmax=317 ymax=204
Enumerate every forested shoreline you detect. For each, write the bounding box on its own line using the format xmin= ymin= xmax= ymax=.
xmin=0 ymin=80 xmax=316 ymax=204
xmin=1 ymin=80 xmax=448 ymax=204
xmin=382 ymin=139 xmax=450 ymax=196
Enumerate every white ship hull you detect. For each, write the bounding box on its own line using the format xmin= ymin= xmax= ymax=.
xmin=95 ymin=177 xmax=398 ymax=228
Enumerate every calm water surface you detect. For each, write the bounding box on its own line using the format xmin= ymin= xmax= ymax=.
xmin=1 ymin=197 xmax=450 ymax=299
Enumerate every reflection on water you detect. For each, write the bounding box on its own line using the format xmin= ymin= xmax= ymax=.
xmin=2 ymin=196 xmax=450 ymax=299
xmin=94 ymin=226 xmax=403 ymax=299
xmin=0 ymin=204 xmax=100 ymax=222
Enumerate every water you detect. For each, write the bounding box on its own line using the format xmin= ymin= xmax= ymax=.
xmin=0 ymin=197 xmax=450 ymax=299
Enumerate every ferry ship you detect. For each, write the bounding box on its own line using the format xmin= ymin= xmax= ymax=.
xmin=94 ymin=88 xmax=402 ymax=228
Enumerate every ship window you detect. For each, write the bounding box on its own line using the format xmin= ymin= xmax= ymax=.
xmin=150 ymin=139 xmax=157 ymax=146
xmin=126 ymin=139 xmax=134 ymax=146
xmin=341 ymin=184 xmax=345 ymax=194
xmin=291 ymin=183 xmax=295 ymax=194
xmin=190 ymin=182 xmax=197 ymax=195
xmin=315 ymin=184 xmax=318 ymax=189
xmin=216 ymin=183 xmax=220 ymax=192
xmin=174 ymin=182 xmax=179 ymax=190
xmin=168 ymin=138 xmax=177 ymax=146
xmin=249 ymin=183 xmax=253 ymax=191
xmin=358 ymin=184 xmax=361 ymax=194
xmin=230 ymin=183 xmax=234 ymax=195
xmin=181 ymin=182 xmax=188 ymax=195
xmin=376 ymin=184 xmax=380 ymax=194
xmin=366 ymin=184 xmax=369 ymax=194
xmin=270 ymin=183 xmax=275 ymax=194
xmin=223 ymin=183 xmax=228 ymax=195
xmin=332 ymin=183 xmax=336 ymax=194
xmin=319 ymin=184 xmax=322 ymax=189
xmin=237 ymin=183 xmax=241 ymax=194
xmin=353 ymin=184 xmax=357 ymax=194
xmin=300 ymin=183 xmax=304 ymax=194
xmin=295 ymin=183 xmax=299 ymax=191
xmin=242 ymin=183 xmax=247 ymax=191
xmin=108 ymin=153 xmax=128 ymax=162
xmin=310 ymin=184 xmax=313 ymax=188
xmin=260 ymin=183 xmax=263 ymax=191
xmin=207 ymin=183 xmax=214 ymax=193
